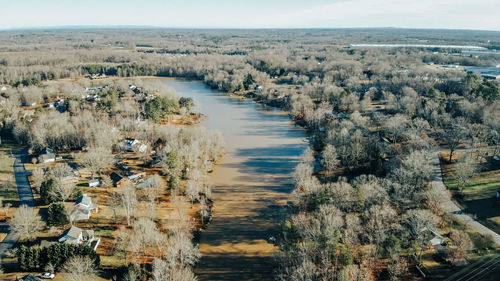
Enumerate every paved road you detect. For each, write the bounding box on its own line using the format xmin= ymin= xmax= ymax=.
xmin=429 ymin=151 xmax=500 ymax=244
xmin=0 ymin=148 xmax=35 ymax=259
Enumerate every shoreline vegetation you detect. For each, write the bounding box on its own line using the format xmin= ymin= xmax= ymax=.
xmin=0 ymin=28 xmax=499 ymax=280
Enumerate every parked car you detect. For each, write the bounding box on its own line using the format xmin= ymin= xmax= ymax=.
xmin=41 ymin=273 xmax=55 ymax=279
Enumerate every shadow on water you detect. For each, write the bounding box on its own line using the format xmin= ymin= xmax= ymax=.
xmin=163 ymin=79 xmax=306 ymax=281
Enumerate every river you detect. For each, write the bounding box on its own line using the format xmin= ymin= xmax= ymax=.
xmin=162 ymin=79 xmax=308 ymax=281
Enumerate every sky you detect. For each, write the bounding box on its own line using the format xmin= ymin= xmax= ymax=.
xmin=1 ymin=0 xmax=499 ymax=31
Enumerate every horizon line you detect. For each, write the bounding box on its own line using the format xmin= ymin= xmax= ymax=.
xmin=1 ymin=25 xmax=500 ymax=33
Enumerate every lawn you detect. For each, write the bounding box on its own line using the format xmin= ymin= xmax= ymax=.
xmin=440 ymin=151 xmax=500 ymax=235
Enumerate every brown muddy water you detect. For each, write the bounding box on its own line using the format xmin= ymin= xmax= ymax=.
xmin=163 ymin=80 xmax=307 ymax=281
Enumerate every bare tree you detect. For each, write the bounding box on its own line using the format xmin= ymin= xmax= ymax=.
xmin=80 ymin=147 xmax=114 ymax=179
xmin=165 ymin=231 xmax=201 ymax=267
xmin=446 ymin=229 xmax=472 ymax=265
xmin=151 ymin=258 xmax=197 ymax=281
xmin=198 ymin=198 xmax=210 ymax=225
xmin=62 ymin=255 xmax=97 ymax=281
xmin=51 ymin=178 xmax=77 ymax=202
xmin=406 ymin=209 xmax=439 ymax=264
xmin=387 ymin=257 xmax=408 ymax=281
xmin=115 ymin=226 xmax=129 ymax=263
xmin=31 ymin=169 xmax=45 ymax=192
xmin=321 ymin=144 xmax=340 ymax=172
xmin=143 ymin=175 xmax=163 ymax=218
xmin=442 ymin=119 xmax=468 ymax=162
xmin=454 ymin=153 xmax=479 ymax=194
xmin=108 ymin=193 xmax=121 ymax=224
xmin=10 ymin=205 xmax=45 ymax=241
xmin=132 ymin=217 xmax=159 ymax=262
xmin=185 ymin=180 xmax=201 ymax=206
xmin=118 ymin=182 xmax=137 ymax=226
xmin=49 ymin=163 xmax=74 ymax=181
xmin=384 ymin=114 xmax=408 ymax=144
xmin=102 ymin=175 xmax=113 ymax=189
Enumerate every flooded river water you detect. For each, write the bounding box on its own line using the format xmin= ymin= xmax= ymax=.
xmin=163 ymin=79 xmax=307 ymax=281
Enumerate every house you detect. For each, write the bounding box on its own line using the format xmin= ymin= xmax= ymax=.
xmin=128 ymin=171 xmax=146 ymax=181
xmin=124 ymin=138 xmax=147 ymax=153
xmin=18 ymin=274 xmax=42 ymax=281
xmin=426 ymin=229 xmax=445 ymax=246
xmin=38 ymin=147 xmax=56 ymax=163
xmin=273 ymin=90 xmax=285 ymax=99
xmin=88 ymin=178 xmax=100 ymax=187
xmin=70 ymin=194 xmax=98 ymax=221
xmin=137 ymin=180 xmax=155 ymax=189
xmin=410 ymin=226 xmax=445 ymax=246
xmin=59 ymin=226 xmax=100 ymax=250
xmin=110 ymin=172 xmax=130 ymax=187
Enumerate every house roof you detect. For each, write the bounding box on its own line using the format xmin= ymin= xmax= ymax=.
xmin=110 ymin=172 xmax=124 ymax=183
xmin=69 ymin=205 xmax=91 ymax=221
xmin=82 ymin=229 xmax=95 ymax=238
xmin=61 ymin=226 xmax=82 ymax=240
xmin=76 ymin=194 xmax=92 ymax=206
xmin=125 ymin=138 xmax=140 ymax=145
xmin=40 ymin=147 xmax=54 ymax=154
xmin=20 ymin=275 xmax=42 ymax=281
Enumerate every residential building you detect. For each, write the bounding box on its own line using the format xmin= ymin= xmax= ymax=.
xmin=70 ymin=194 xmax=98 ymax=221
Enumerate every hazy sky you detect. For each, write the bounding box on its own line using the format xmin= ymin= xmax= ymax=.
xmin=2 ymin=0 xmax=499 ymax=31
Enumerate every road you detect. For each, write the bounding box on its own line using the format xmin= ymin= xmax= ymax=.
xmin=429 ymin=150 xmax=500 ymax=244
xmin=0 ymin=148 xmax=35 ymax=259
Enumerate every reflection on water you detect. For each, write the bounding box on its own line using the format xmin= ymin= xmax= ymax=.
xmin=163 ymin=79 xmax=307 ymax=281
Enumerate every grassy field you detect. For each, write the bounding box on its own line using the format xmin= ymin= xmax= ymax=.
xmin=440 ymin=151 xmax=500 ymax=235
xmin=424 ymin=215 xmax=500 ymax=281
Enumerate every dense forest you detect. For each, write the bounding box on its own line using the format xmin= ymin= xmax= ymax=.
xmin=0 ymin=28 xmax=499 ymax=280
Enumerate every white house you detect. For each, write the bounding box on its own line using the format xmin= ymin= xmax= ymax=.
xmin=38 ymin=147 xmax=56 ymax=163
xmin=70 ymin=194 xmax=98 ymax=221
xmin=124 ymin=138 xmax=147 ymax=153
xmin=59 ymin=226 xmax=100 ymax=250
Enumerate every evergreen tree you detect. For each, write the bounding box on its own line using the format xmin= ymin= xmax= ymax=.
xmin=47 ymin=203 xmax=69 ymax=226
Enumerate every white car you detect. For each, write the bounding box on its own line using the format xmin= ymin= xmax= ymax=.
xmin=41 ymin=273 xmax=55 ymax=279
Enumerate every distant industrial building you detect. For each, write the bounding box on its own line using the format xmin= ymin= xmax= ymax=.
xmin=465 ymin=66 xmax=500 ymax=80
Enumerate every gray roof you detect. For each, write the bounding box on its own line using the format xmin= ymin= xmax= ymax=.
xmin=70 ymin=205 xmax=91 ymax=221
xmin=60 ymin=226 xmax=82 ymax=240
xmin=76 ymin=194 xmax=92 ymax=206
xmin=82 ymin=229 xmax=95 ymax=239
xmin=21 ymin=274 xmax=42 ymax=281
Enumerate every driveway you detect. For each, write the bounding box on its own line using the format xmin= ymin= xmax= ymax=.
xmin=0 ymin=148 xmax=35 ymax=259
xmin=429 ymin=150 xmax=500 ymax=244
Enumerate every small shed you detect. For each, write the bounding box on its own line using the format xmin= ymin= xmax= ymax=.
xmin=88 ymin=178 xmax=100 ymax=187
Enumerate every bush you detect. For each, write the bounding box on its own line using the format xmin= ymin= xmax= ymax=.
xmin=18 ymin=243 xmax=100 ymax=272
xmin=47 ymin=203 xmax=69 ymax=226
xmin=472 ymin=233 xmax=494 ymax=252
